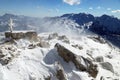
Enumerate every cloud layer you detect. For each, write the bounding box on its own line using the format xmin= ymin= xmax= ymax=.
xmin=63 ymin=0 xmax=80 ymax=5
xmin=89 ymin=7 xmax=93 ymax=10
xmin=111 ymin=10 xmax=120 ymax=13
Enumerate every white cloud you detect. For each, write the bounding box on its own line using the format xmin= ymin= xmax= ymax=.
xmin=111 ymin=10 xmax=120 ymax=13
xmin=107 ymin=8 xmax=111 ymax=10
xmin=97 ymin=6 xmax=101 ymax=9
xmin=63 ymin=0 xmax=80 ymax=5
xmin=89 ymin=7 xmax=93 ymax=10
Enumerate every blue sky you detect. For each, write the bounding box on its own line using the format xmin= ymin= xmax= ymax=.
xmin=0 ymin=0 xmax=120 ymax=18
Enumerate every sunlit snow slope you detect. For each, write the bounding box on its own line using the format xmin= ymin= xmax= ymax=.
xmin=0 ymin=32 xmax=120 ymax=80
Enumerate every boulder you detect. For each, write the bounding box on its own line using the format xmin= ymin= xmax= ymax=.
xmin=25 ymin=31 xmax=38 ymax=41
xmin=55 ymin=43 xmax=98 ymax=78
xmin=55 ymin=62 xmax=67 ymax=80
xmin=44 ymin=76 xmax=51 ymax=80
xmin=5 ymin=31 xmax=38 ymax=41
xmin=0 ymin=57 xmax=12 ymax=65
xmin=58 ymin=35 xmax=70 ymax=43
xmin=72 ymin=44 xmax=83 ymax=50
xmin=100 ymin=62 xmax=114 ymax=73
xmin=28 ymin=44 xmax=36 ymax=49
xmin=88 ymin=36 xmax=106 ymax=44
xmin=95 ymin=56 xmax=104 ymax=62
xmin=0 ymin=50 xmax=5 ymax=58
xmin=48 ymin=33 xmax=58 ymax=40
xmin=37 ymin=41 xmax=50 ymax=48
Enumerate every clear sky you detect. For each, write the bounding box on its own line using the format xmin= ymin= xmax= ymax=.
xmin=0 ymin=0 xmax=120 ymax=18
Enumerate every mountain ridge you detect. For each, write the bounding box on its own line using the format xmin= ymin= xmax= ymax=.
xmin=0 ymin=13 xmax=120 ymax=36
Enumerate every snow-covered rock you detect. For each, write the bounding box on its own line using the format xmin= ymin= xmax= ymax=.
xmin=100 ymin=62 xmax=114 ymax=73
xmin=0 ymin=32 xmax=120 ymax=80
xmin=55 ymin=43 xmax=98 ymax=78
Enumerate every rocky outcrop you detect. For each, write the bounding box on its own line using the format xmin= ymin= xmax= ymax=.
xmin=58 ymin=35 xmax=70 ymax=43
xmin=88 ymin=36 xmax=106 ymax=44
xmin=0 ymin=45 xmax=17 ymax=65
xmin=55 ymin=62 xmax=67 ymax=80
xmin=95 ymin=56 xmax=104 ymax=62
xmin=27 ymin=41 xmax=50 ymax=49
xmin=0 ymin=50 xmax=5 ymax=58
xmin=48 ymin=33 xmax=70 ymax=43
xmin=44 ymin=76 xmax=51 ymax=80
xmin=28 ymin=44 xmax=36 ymax=49
xmin=55 ymin=43 xmax=98 ymax=78
xmin=72 ymin=44 xmax=83 ymax=50
xmin=0 ymin=57 xmax=12 ymax=65
xmin=5 ymin=31 xmax=38 ymax=41
xmin=37 ymin=41 xmax=50 ymax=48
xmin=100 ymin=62 xmax=114 ymax=73
xmin=48 ymin=33 xmax=58 ymax=40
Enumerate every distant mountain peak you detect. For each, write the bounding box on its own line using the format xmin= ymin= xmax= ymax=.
xmin=3 ymin=13 xmax=17 ymax=17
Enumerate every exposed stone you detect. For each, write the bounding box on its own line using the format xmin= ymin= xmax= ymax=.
xmin=58 ymin=35 xmax=68 ymax=40
xmin=100 ymin=76 xmax=105 ymax=80
xmin=0 ymin=57 xmax=12 ymax=65
xmin=5 ymin=31 xmax=38 ymax=41
xmin=37 ymin=41 xmax=50 ymax=48
xmin=55 ymin=62 xmax=67 ymax=80
xmin=0 ymin=54 xmax=5 ymax=58
xmin=87 ymin=63 xmax=98 ymax=78
xmin=106 ymin=55 xmax=113 ymax=59
xmin=0 ymin=50 xmax=5 ymax=58
xmin=58 ymin=35 xmax=70 ymax=43
xmin=48 ymin=33 xmax=58 ymax=40
xmin=100 ymin=62 xmax=114 ymax=73
xmin=28 ymin=44 xmax=36 ymax=49
xmin=44 ymin=76 xmax=51 ymax=80
xmin=88 ymin=36 xmax=106 ymax=44
xmin=95 ymin=56 xmax=104 ymax=62
xmin=55 ymin=43 xmax=98 ymax=78
xmin=56 ymin=69 xmax=66 ymax=80
xmin=5 ymin=32 xmax=24 ymax=39
xmin=25 ymin=31 xmax=38 ymax=41
xmin=7 ymin=47 xmax=16 ymax=52
xmin=72 ymin=44 xmax=83 ymax=50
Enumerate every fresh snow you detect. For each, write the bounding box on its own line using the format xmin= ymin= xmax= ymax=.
xmin=0 ymin=32 xmax=120 ymax=80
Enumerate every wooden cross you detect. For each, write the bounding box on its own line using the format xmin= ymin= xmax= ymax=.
xmin=8 ymin=18 xmax=13 ymax=33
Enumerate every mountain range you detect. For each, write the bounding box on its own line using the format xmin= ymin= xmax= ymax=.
xmin=0 ymin=13 xmax=120 ymax=35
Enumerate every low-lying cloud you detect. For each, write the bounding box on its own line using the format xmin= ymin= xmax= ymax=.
xmin=35 ymin=18 xmax=82 ymax=36
xmin=111 ymin=10 xmax=120 ymax=13
xmin=63 ymin=0 xmax=80 ymax=5
xmin=89 ymin=7 xmax=93 ymax=10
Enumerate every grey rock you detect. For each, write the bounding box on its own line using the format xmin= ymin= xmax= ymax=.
xmin=37 ymin=41 xmax=50 ymax=48
xmin=28 ymin=44 xmax=36 ymax=49
xmin=0 ymin=57 xmax=12 ymax=65
xmin=48 ymin=33 xmax=58 ymax=40
xmin=0 ymin=50 xmax=5 ymax=58
xmin=58 ymin=35 xmax=70 ymax=44
xmin=95 ymin=56 xmax=104 ymax=62
xmin=100 ymin=62 xmax=114 ymax=73
xmin=5 ymin=31 xmax=38 ymax=41
xmin=55 ymin=43 xmax=98 ymax=78
xmin=72 ymin=44 xmax=83 ymax=50
xmin=55 ymin=62 xmax=67 ymax=80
